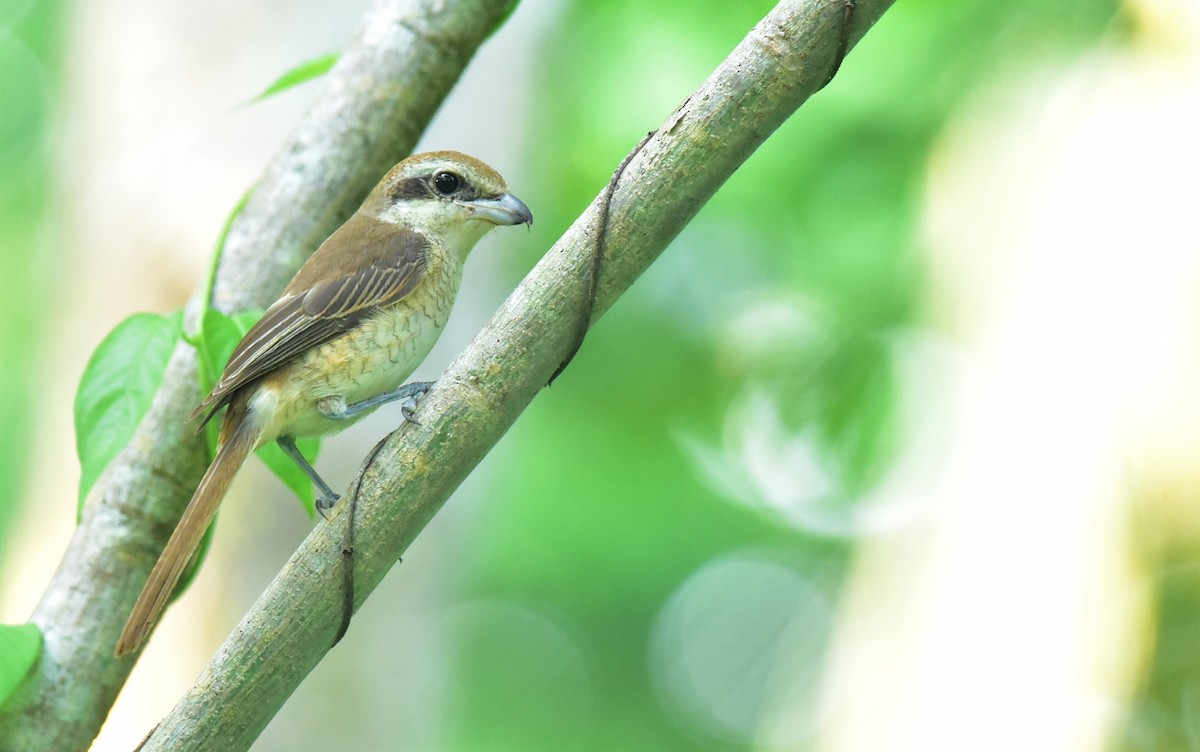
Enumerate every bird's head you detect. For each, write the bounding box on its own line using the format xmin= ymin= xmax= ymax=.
xmin=364 ymin=150 xmax=532 ymax=254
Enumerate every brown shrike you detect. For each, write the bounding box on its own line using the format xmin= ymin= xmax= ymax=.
xmin=115 ymin=151 xmax=532 ymax=656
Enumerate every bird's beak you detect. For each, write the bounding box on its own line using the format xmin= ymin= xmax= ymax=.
xmin=463 ymin=193 xmax=533 ymax=226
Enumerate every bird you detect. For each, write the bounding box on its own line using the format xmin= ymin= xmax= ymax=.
xmin=115 ymin=150 xmax=532 ymax=656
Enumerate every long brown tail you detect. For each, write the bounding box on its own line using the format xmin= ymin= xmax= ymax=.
xmin=115 ymin=404 xmax=260 ymax=656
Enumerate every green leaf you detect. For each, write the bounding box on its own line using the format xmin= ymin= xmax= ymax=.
xmin=257 ymin=439 xmax=321 ymax=519
xmin=192 ymin=308 xmax=240 ymax=456
xmin=75 ymin=312 xmax=183 ymax=515
xmin=195 ymin=308 xmax=256 ymax=395
xmin=229 ymin=309 xmax=264 ymax=340
xmin=189 ymin=189 xmax=253 ymax=345
xmin=0 ymin=623 xmax=42 ymax=710
xmin=248 ymin=52 xmax=338 ymax=104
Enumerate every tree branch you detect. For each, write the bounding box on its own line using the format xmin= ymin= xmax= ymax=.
xmin=139 ymin=0 xmax=894 ymax=748
xmin=0 ymin=0 xmax=518 ymax=750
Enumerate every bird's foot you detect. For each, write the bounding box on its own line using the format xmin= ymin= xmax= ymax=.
xmin=316 ymin=492 xmax=342 ymax=520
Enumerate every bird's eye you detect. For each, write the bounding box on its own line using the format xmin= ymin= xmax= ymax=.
xmin=433 ymin=171 xmax=461 ymax=195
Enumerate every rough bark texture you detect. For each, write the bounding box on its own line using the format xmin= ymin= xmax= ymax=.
xmin=0 ymin=1 xmax=517 ymax=750
xmin=137 ymin=0 xmax=895 ymax=749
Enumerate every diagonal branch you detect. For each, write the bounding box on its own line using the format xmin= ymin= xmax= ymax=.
xmin=140 ymin=0 xmax=895 ymax=749
xmin=0 ymin=0 xmax=518 ymax=750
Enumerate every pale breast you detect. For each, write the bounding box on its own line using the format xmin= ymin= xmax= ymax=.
xmin=262 ymin=258 xmax=461 ymax=439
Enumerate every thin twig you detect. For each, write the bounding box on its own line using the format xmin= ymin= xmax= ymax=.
xmin=549 ymin=0 xmax=857 ymax=386
xmin=334 ymin=432 xmax=392 ymax=645
xmin=820 ymin=0 xmax=857 ymax=89
xmin=548 ymin=131 xmax=656 ymax=385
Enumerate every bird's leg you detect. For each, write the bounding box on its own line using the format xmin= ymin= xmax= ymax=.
xmin=278 ymin=436 xmax=341 ymax=516
xmin=297 ymin=382 xmax=433 ymax=517
xmin=319 ymin=381 xmax=434 ymax=425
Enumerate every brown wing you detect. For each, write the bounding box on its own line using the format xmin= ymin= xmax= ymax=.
xmin=192 ymin=216 xmax=430 ymax=425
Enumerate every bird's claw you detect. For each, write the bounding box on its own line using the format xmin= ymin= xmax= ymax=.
xmin=400 ymin=396 xmax=422 ymax=425
xmin=316 ymin=492 xmax=341 ymax=520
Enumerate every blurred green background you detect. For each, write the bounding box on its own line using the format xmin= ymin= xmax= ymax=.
xmin=7 ymin=0 xmax=1200 ymax=750
xmin=0 ymin=0 xmax=60 ymax=547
